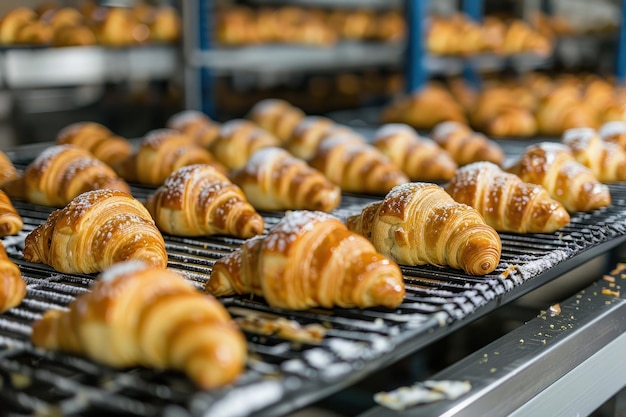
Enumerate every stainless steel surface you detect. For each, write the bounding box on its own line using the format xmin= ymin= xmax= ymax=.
xmin=361 ymin=274 xmax=626 ymax=417
xmin=0 ymin=46 xmax=178 ymax=88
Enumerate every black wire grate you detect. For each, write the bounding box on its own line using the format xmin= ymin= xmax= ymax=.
xmin=0 ymin=180 xmax=625 ymax=417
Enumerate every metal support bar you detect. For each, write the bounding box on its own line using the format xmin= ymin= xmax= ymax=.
xmin=462 ymin=0 xmax=483 ymax=22
xmin=360 ymin=278 xmax=626 ymax=417
xmin=198 ymin=0 xmax=216 ymax=118
xmin=617 ymin=0 xmax=626 ymax=84
xmin=405 ymin=0 xmax=428 ymax=93
xmin=461 ymin=0 xmax=483 ymax=89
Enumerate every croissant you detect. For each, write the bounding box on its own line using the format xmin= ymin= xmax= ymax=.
xmin=210 ymin=119 xmax=280 ymax=170
xmin=231 ymin=147 xmax=341 ymax=212
xmin=483 ymin=106 xmax=538 ymax=138
xmin=207 ymin=210 xmax=405 ymax=310
xmin=561 ymin=128 xmax=626 ymax=182
xmin=506 ymin=142 xmax=611 ymax=212
xmin=284 ymin=116 xmax=335 ymax=160
xmin=445 ymin=162 xmax=570 ymax=233
xmin=56 ymin=121 xmax=133 ymax=169
xmin=0 ymin=241 xmax=25 ymax=313
xmin=309 ymin=137 xmax=408 ymax=195
xmin=430 ymin=121 xmax=505 ymax=166
xmin=23 ymin=189 xmax=168 ymax=274
xmin=2 ymin=145 xmax=130 ymax=207
xmin=247 ymin=99 xmax=306 ymax=144
xmin=372 ymin=123 xmax=457 ymax=182
xmin=599 ymin=121 xmax=626 ymax=149
xmin=166 ymin=110 xmax=220 ymax=148
xmin=0 ymin=190 xmax=23 ymax=236
xmin=381 ymin=83 xmax=468 ymax=130
xmin=117 ymin=129 xmax=224 ymax=186
xmin=31 ymin=261 xmax=246 ymax=389
xmin=346 ymin=183 xmax=502 ymax=275
xmin=145 ymin=164 xmax=264 ymax=238
xmin=0 ymin=150 xmax=17 ymax=187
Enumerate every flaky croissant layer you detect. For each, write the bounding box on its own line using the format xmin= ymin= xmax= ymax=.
xmin=207 ymin=210 xmax=405 ymax=310
xmin=445 ymin=162 xmax=570 ymax=234
xmin=347 ymin=182 xmax=502 ymax=275
xmin=31 ymin=261 xmax=246 ymax=389
xmin=24 ymin=189 xmax=167 ymax=274
xmin=146 ymin=164 xmax=264 ymax=238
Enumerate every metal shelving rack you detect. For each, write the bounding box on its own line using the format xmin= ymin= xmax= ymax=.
xmin=184 ymin=0 xmax=560 ymax=117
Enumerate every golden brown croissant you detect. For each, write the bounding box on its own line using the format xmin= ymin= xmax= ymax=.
xmin=430 ymin=121 xmax=505 ymax=166
xmin=0 ymin=150 xmax=17 ymax=187
xmin=2 ymin=145 xmax=130 ymax=207
xmin=117 ymin=129 xmax=224 ymax=186
xmin=599 ymin=121 xmax=626 ymax=149
xmin=231 ymin=147 xmax=341 ymax=212
xmin=535 ymin=87 xmax=598 ymax=136
xmin=0 ymin=190 xmax=23 ymax=236
xmin=145 ymin=164 xmax=264 ymax=238
xmin=285 ymin=116 xmax=336 ymax=160
xmin=166 ymin=110 xmax=220 ymax=148
xmin=0 ymin=7 xmax=37 ymax=44
xmin=247 ymin=99 xmax=306 ymax=144
xmin=347 ymin=183 xmax=502 ymax=275
xmin=0 ymin=241 xmax=25 ymax=313
xmin=207 ymin=210 xmax=405 ymax=310
xmin=562 ymin=127 xmax=626 ymax=182
xmin=483 ymin=106 xmax=538 ymax=138
xmin=51 ymin=22 xmax=97 ymax=46
xmin=210 ymin=119 xmax=280 ymax=170
xmin=372 ymin=123 xmax=457 ymax=182
xmin=445 ymin=162 xmax=570 ymax=233
xmin=31 ymin=261 xmax=246 ymax=389
xmin=381 ymin=84 xmax=468 ymax=130
xmin=506 ymin=142 xmax=611 ymax=212
xmin=23 ymin=189 xmax=167 ymax=274
xmin=309 ymin=137 xmax=409 ymax=194
xmin=56 ymin=122 xmax=133 ymax=169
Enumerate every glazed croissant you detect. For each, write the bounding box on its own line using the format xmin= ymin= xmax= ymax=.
xmin=0 ymin=190 xmax=23 ymax=236
xmin=31 ymin=261 xmax=246 ymax=389
xmin=599 ymin=121 xmax=626 ymax=149
xmin=231 ymin=147 xmax=341 ymax=212
xmin=346 ymin=183 xmax=502 ymax=275
xmin=372 ymin=123 xmax=457 ymax=182
xmin=0 ymin=150 xmax=17 ymax=187
xmin=2 ymin=144 xmax=130 ymax=207
xmin=145 ymin=164 xmax=264 ymax=238
xmin=309 ymin=137 xmax=409 ymax=195
xmin=431 ymin=121 xmax=505 ymax=166
xmin=506 ymin=142 xmax=611 ymax=212
xmin=562 ymin=128 xmax=626 ymax=182
xmin=23 ymin=189 xmax=168 ymax=274
xmin=445 ymin=162 xmax=570 ymax=233
xmin=210 ymin=119 xmax=280 ymax=170
xmin=0 ymin=241 xmax=25 ymax=313
xmin=55 ymin=122 xmax=133 ymax=170
xmin=166 ymin=110 xmax=221 ymax=148
xmin=247 ymin=99 xmax=306 ymax=144
xmin=117 ymin=129 xmax=224 ymax=186
xmin=207 ymin=210 xmax=405 ymax=310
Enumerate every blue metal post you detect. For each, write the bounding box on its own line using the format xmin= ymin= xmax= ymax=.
xmin=462 ymin=0 xmax=483 ymax=89
xmin=463 ymin=0 xmax=484 ymax=22
xmin=405 ymin=0 xmax=428 ymax=94
xmin=617 ymin=0 xmax=626 ymax=84
xmin=198 ymin=0 xmax=216 ymax=118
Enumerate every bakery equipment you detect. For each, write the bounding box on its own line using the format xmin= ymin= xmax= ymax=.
xmin=0 ymin=141 xmax=625 ymax=416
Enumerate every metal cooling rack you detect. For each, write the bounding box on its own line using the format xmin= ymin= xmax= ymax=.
xmin=0 ymin=179 xmax=626 ymax=417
